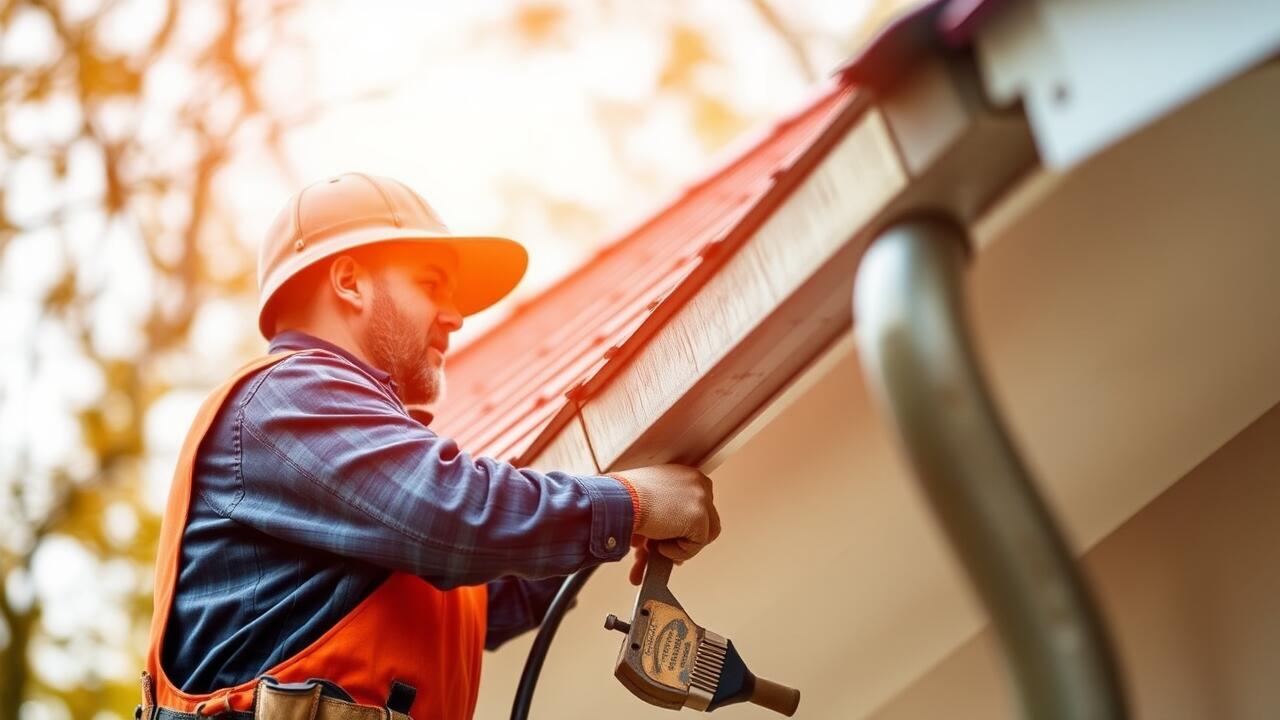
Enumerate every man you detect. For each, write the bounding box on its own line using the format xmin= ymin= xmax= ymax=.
xmin=140 ymin=173 xmax=721 ymax=720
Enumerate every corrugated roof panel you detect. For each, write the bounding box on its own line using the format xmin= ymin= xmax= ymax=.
xmin=431 ymin=79 xmax=860 ymax=463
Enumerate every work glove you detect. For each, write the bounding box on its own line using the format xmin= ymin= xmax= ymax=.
xmin=608 ymin=464 xmax=721 ymax=585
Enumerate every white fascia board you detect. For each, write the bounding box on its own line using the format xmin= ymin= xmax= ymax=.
xmin=578 ymin=109 xmax=908 ymax=472
xmin=524 ymin=411 xmax=600 ymax=476
xmin=976 ymin=0 xmax=1280 ymax=169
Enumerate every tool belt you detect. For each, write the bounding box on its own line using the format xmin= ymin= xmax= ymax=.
xmin=137 ymin=674 xmax=418 ymax=720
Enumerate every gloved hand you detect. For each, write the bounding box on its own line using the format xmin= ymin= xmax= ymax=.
xmin=608 ymin=464 xmax=721 ymax=585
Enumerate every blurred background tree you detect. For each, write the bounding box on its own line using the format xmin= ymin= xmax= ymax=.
xmin=1 ymin=1 xmax=308 ymax=716
xmin=0 ymin=1 xmax=865 ymax=717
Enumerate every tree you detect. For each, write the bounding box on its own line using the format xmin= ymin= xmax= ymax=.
xmin=0 ymin=1 xmax=304 ymax=716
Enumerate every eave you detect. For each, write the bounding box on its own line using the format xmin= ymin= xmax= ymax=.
xmin=524 ymin=53 xmax=1035 ymax=475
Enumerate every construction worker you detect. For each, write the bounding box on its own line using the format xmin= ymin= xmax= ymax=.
xmin=139 ymin=173 xmax=721 ymax=720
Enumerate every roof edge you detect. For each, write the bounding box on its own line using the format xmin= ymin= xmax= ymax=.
xmin=512 ymin=86 xmax=873 ymax=466
xmin=447 ymin=76 xmax=855 ymax=367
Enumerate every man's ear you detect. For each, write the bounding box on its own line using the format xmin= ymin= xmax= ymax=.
xmin=329 ymin=255 xmax=366 ymax=313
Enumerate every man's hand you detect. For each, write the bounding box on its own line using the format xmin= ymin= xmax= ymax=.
xmin=609 ymin=464 xmax=721 ymax=585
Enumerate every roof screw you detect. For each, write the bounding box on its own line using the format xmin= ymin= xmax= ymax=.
xmin=1052 ymin=82 xmax=1071 ymax=107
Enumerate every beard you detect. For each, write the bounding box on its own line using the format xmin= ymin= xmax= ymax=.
xmin=367 ymin=278 xmax=444 ymax=406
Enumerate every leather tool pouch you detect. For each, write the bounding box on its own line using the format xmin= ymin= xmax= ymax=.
xmin=135 ymin=672 xmax=416 ymax=720
xmin=253 ymin=677 xmax=415 ymax=720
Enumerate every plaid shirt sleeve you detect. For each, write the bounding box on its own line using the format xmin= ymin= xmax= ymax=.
xmin=230 ymin=351 xmax=634 ymax=627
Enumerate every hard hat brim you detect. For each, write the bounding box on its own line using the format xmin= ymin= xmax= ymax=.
xmin=257 ymin=228 xmax=528 ymax=338
xmin=447 ymin=235 xmax=529 ymax=315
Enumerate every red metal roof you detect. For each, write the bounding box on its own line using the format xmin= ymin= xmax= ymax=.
xmin=431 ymin=0 xmax=1004 ymax=465
xmin=430 ymin=77 xmax=861 ymax=465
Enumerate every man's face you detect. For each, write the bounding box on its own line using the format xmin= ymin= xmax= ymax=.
xmin=360 ymin=246 xmax=462 ymax=406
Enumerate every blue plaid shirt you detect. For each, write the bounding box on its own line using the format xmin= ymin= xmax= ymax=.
xmin=163 ymin=331 xmax=635 ymax=692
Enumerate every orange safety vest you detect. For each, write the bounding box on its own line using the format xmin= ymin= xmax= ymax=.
xmin=143 ymin=352 xmax=488 ymax=719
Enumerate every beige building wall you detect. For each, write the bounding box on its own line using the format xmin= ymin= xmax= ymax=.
xmin=869 ymin=400 xmax=1280 ymax=720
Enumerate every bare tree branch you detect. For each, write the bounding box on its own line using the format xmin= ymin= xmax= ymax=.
xmin=745 ymin=0 xmax=819 ymax=82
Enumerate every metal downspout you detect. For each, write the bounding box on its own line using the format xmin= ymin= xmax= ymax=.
xmin=852 ymin=216 xmax=1127 ymax=719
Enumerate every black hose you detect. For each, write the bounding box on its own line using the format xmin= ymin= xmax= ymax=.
xmin=509 ymin=566 xmax=597 ymax=720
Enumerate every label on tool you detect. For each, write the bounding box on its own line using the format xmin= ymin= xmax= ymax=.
xmin=639 ymin=600 xmax=697 ymax=690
